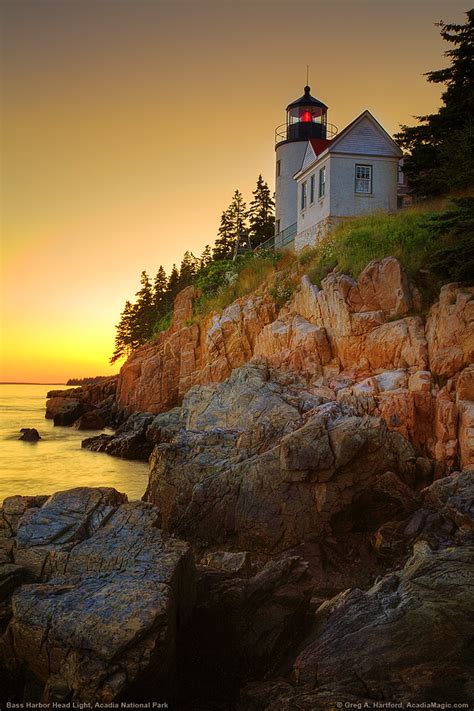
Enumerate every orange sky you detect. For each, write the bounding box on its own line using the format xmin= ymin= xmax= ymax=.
xmin=0 ymin=0 xmax=468 ymax=383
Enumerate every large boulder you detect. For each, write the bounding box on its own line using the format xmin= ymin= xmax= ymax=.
xmin=144 ymin=362 xmax=420 ymax=553
xmin=0 ymin=487 xmax=196 ymax=703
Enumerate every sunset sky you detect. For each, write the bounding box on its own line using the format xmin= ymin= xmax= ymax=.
xmin=0 ymin=0 xmax=469 ymax=383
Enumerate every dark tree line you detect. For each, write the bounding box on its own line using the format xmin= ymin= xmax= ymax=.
xmin=110 ymin=175 xmax=275 ymax=363
xmin=395 ymin=10 xmax=474 ymax=197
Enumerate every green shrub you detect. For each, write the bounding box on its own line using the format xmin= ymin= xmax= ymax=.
xmin=269 ymin=276 xmax=294 ymax=307
xmin=194 ymin=252 xmax=284 ymax=317
xmin=153 ymin=311 xmax=172 ymax=336
xmin=427 ymin=198 xmax=474 ymax=282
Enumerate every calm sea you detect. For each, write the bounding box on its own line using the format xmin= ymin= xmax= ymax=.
xmin=0 ymin=383 xmax=149 ymax=502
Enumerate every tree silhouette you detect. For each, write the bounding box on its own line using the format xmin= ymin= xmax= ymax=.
xmin=395 ymin=10 xmax=474 ymax=196
xmin=179 ymin=251 xmax=198 ymax=288
xmin=247 ymin=174 xmax=275 ymax=247
xmin=110 ymin=300 xmax=139 ymax=364
xmin=153 ymin=266 xmax=168 ymax=312
xmin=213 ymin=190 xmax=248 ymax=259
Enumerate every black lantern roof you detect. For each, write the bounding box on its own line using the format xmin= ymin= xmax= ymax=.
xmin=286 ymin=85 xmax=328 ymax=111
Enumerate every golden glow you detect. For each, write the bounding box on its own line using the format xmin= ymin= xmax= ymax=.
xmin=0 ymin=0 xmax=468 ymax=382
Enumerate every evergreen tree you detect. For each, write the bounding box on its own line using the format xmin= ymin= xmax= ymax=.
xmin=213 ymin=190 xmax=248 ymax=259
xmin=198 ymin=244 xmax=213 ymax=270
xmin=395 ymin=10 xmax=474 ymax=196
xmin=153 ymin=266 xmax=168 ymax=312
xmin=166 ymin=264 xmax=181 ymax=303
xmin=134 ymin=271 xmax=155 ymax=343
xmin=110 ymin=300 xmax=138 ymax=364
xmin=179 ymin=251 xmax=198 ymax=288
xmin=247 ymin=175 xmax=275 ymax=247
xmin=213 ymin=207 xmax=235 ymax=260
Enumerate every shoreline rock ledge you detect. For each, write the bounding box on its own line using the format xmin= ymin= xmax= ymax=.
xmin=0 ymin=487 xmax=196 ymax=703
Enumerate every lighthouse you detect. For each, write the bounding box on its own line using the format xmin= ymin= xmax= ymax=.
xmin=274 ymin=86 xmax=336 ymax=247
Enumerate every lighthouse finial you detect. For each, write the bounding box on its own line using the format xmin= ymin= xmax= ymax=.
xmin=306 ymin=65 xmax=309 ymax=86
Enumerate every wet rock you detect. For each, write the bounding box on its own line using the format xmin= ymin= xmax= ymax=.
xmin=18 ymin=428 xmax=41 ymax=442
xmin=82 ymin=412 xmax=155 ymax=461
xmin=73 ymin=411 xmax=105 ymax=430
xmin=50 ymin=399 xmax=91 ymax=426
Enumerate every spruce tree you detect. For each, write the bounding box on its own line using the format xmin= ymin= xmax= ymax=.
xmin=166 ymin=264 xmax=181 ymax=303
xmin=213 ymin=190 xmax=248 ymax=260
xmin=153 ymin=266 xmax=168 ymax=313
xmin=110 ymin=300 xmax=138 ymax=363
xmin=247 ymin=175 xmax=275 ymax=247
xmin=179 ymin=251 xmax=198 ymax=288
xmin=134 ymin=271 xmax=155 ymax=343
xmin=395 ymin=10 xmax=474 ymax=196
xmin=198 ymin=244 xmax=213 ymax=270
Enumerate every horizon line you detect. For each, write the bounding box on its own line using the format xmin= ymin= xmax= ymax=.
xmin=0 ymin=381 xmax=68 ymax=386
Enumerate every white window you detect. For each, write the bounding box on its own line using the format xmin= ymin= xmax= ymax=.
xmin=355 ymin=164 xmax=372 ymax=193
xmin=319 ymin=166 xmax=326 ymax=198
xmin=310 ymin=174 xmax=315 ymax=203
xmin=276 ymin=160 xmax=281 ymax=177
xmin=301 ymin=181 xmax=307 ymax=210
xmin=275 ymin=219 xmax=280 ymax=235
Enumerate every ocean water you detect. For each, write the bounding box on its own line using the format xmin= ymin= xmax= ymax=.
xmin=0 ymin=383 xmax=149 ymax=502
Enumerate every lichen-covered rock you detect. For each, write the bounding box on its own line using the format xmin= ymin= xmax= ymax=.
xmin=1 ymin=487 xmax=196 ymax=703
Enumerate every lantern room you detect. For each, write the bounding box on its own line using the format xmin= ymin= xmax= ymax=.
xmin=286 ymin=85 xmax=328 ymax=141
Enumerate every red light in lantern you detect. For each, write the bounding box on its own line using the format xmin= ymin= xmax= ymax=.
xmin=301 ymin=110 xmax=312 ymax=123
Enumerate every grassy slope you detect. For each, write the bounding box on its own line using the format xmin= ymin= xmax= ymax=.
xmin=153 ymin=197 xmax=474 ymax=336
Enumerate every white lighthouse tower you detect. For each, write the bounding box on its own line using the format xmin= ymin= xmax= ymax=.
xmin=274 ymin=86 xmax=336 ymax=248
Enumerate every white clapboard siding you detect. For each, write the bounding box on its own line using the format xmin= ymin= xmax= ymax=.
xmin=331 ymin=115 xmax=399 ymax=156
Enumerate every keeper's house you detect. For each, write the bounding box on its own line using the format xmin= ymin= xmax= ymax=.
xmin=273 ymin=86 xmax=405 ymax=253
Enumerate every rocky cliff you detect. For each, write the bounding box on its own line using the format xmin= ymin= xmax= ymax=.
xmin=5 ymin=255 xmax=472 ymax=707
xmin=116 ymin=258 xmax=473 ymax=472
